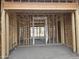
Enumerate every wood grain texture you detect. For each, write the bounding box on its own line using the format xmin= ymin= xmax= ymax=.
xmin=3 ymin=2 xmax=78 ymax=10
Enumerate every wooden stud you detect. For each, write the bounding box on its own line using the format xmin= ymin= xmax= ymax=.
xmin=1 ymin=9 xmax=6 ymax=59
xmin=56 ymin=15 xmax=58 ymax=43
xmin=33 ymin=17 xmax=35 ymax=45
xmin=5 ymin=12 xmax=9 ymax=57
xmin=45 ymin=17 xmax=48 ymax=45
xmin=72 ymin=12 xmax=76 ymax=52
xmin=75 ymin=9 xmax=79 ymax=54
xmin=53 ymin=15 xmax=55 ymax=43
xmin=60 ymin=15 xmax=65 ymax=44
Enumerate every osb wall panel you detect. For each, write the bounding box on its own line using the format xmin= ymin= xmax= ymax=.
xmin=64 ymin=13 xmax=73 ymax=48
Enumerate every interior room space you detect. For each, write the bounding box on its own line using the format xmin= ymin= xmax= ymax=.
xmin=4 ymin=10 xmax=73 ymax=53
xmin=1 ymin=0 xmax=79 ymax=59
xmin=1 ymin=10 xmax=79 ymax=59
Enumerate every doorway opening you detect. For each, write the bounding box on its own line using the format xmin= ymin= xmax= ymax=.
xmin=30 ymin=16 xmax=47 ymax=45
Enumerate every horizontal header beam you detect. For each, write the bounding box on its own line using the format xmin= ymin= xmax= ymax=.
xmin=3 ymin=2 xmax=78 ymax=10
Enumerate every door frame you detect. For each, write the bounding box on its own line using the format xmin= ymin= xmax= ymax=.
xmin=32 ymin=16 xmax=48 ymax=45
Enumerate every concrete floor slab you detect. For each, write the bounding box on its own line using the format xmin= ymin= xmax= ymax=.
xmin=8 ymin=45 xmax=79 ymax=59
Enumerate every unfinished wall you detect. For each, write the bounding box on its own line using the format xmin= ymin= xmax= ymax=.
xmin=48 ymin=15 xmax=53 ymax=43
xmin=64 ymin=13 xmax=73 ymax=49
xmin=9 ymin=13 xmax=17 ymax=52
xmin=17 ymin=15 xmax=30 ymax=46
xmin=48 ymin=14 xmax=64 ymax=44
xmin=48 ymin=15 xmax=56 ymax=43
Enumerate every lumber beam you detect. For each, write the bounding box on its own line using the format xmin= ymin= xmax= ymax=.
xmin=72 ymin=12 xmax=76 ymax=52
xmin=5 ymin=12 xmax=9 ymax=57
xmin=1 ymin=9 xmax=6 ymax=59
xmin=60 ymin=15 xmax=65 ymax=44
xmin=3 ymin=2 xmax=78 ymax=10
xmin=75 ymin=9 xmax=79 ymax=54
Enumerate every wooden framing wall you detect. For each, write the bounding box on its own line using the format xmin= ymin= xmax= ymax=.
xmin=17 ymin=15 xmax=30 ymax=46
xmin=9 ymin=13 xmax=17 ymax=51
xmin=1 ymin=11 xmax=79 ymax=59
xmin=64 ymin=13 xmax=73 ymax=49
xmin=1 ymin=1 xmax=79 ymax=59
xmin=1 ymin=11 xmax=18 ymax=59
xmin=48 ymin=15 xmax=54 ymax=43
xmin=47 ymin=15 xmax=57 ymax=43
xmin=16 ymin=14 xmax=65 ymax=45
xmin=47 ymin=14 xmax=65 ymax=44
